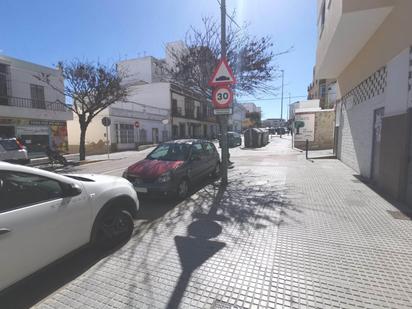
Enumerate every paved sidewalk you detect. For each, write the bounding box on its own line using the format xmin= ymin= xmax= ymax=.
xmin=32 ymin=137 xmax=412 ymax=309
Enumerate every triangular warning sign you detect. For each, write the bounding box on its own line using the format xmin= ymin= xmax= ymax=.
xmin=208 ymin=57 xmax=236 ymax=86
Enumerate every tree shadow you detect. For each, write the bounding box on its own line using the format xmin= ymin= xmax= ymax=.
xmin=0 ymin=242 xmax=127 ymax=309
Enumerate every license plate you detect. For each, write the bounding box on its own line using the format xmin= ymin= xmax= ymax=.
xmin=134 ymin=187 xmax=148 ymax=193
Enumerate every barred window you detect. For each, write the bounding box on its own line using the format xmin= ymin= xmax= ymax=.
xmin=119 ymin=124 xmax=134 ymax=144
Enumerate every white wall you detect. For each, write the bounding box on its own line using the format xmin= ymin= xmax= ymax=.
xmin=0 ymin=55 xmax=71 ymax=121
xmin=0 ymin=55 xmax=65 ymax=103
xmin=118 ymin=57 xmax=153 ymax=84
xmin=118 ymin=82 xmax=171 ymax=110
xmin=338 ymin=95 xmax=385 ymax=177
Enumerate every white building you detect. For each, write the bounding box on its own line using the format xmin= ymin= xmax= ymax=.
xmin=229 ymin=103 xmax=247 ymax=133
xmin=289 ymin=100 xmax=321 ymax=120
xmin=0 ymin=55 xmax=72 ymax=154
xmin=262 ymin=118 xmax=286 ymax=128
xmin=67 ymin=43 xmax=218 ymax=153
xmin=241 ymin=102 xmax=262 ymax=113
xmin=316 ymin=0 xmax=412 ymax=205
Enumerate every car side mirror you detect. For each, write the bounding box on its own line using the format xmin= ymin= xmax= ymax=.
xmin=63 ymin=183 xmax=82 ymax=197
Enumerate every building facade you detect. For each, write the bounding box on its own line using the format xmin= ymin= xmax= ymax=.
xmin=68 ymin=50 xmax=217 ymax=154
xmin=307 ymin=66 xmax=337 ymax=109
xmin=241 ymin=102 xmax=262 ymax=113
xmin=171 ymin=84 xmax=218 ymax=139
xmin=262 ymin=118 xmax=286 ymax=128
xmin=67 ymin=83 xmax=171 ymax=154
xmin=316 ymin=0 xmax=412 ymax=206
xmin=0 ymin=55 xmax=72 ymax=155
xmin=229 ymin=103 xmax=247 ymax=133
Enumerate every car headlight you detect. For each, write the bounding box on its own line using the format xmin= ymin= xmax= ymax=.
xmin=122 ymin=170 xmax=128 ymax=178
xmin=157 ymin=171 xmax=172 ymax=183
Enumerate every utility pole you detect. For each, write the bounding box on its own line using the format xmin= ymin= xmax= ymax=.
xmin=288 ymin=92 xmax=291 ymax=128
xmin=280 ymin=69 xmax=284 ymax=138
xmin=219 ymin=0 xmax=229 ymax=185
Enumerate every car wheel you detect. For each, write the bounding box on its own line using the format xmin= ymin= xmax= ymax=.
xmin=177 ymin=179 xmax=189 ymax=199
xmin=211 ymin=162 xmax=221 ymax=179
xmin=95 ymin=208 xmax=134 ymax=249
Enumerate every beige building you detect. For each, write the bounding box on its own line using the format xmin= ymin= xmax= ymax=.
xmin=316 ymin=0 xmax=412 ymax=206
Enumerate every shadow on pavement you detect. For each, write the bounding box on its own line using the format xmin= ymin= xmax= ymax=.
xmin=0 ymin=177 xmax=220 ymax=309
xmin=0 ymin=243 xmax=123 ymax=309
xmin=353 ymin=174 xmax=412 ymax=220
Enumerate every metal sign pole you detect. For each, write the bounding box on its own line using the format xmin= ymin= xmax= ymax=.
xmin=106 ymin=125 xmax=110 ymax=159
xmin=219 ymin=0 xmax=229 ymax=185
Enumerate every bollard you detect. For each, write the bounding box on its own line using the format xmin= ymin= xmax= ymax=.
xmin=305 ymin=139 xmax=309 ymax=159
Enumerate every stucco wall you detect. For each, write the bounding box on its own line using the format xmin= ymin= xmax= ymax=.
xmin=295 ymin=110 xmax=334 ymax=151
xmin=338 ymin=0 xmax=412 ymax=96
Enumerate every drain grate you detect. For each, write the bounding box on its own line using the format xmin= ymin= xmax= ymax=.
xmin=211 ymin=300 xmax=243 ymax=309
xmin=387 ymin=210 xmax=412 ymax=220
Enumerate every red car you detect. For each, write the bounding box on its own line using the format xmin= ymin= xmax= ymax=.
xmin=123 ymin=139 xmax=220 ymax=199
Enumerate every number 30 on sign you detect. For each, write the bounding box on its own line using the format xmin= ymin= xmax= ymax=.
xmin=212 ymin=86 xmax=233 ymax=109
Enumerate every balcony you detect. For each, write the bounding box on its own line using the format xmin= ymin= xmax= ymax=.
xmin=0 ymin=96 xmax=72 ymax=121
xmin=316 ymin=0 xmax=394 ymax=79
xmin=0 ymin=96 xmax=67 ymax=111
xmin=172 ymin=107 xmax=184 ymax=117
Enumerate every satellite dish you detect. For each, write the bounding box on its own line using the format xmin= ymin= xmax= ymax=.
xmin=162 ymin=119 xmax=169 ymax=125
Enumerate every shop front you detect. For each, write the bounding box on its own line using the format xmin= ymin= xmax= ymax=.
xmin=0 ymin=117 xmax=68 ymax=155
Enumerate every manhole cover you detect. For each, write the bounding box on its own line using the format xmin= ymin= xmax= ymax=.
xmin=387 ymin=210 xmax=412 ymax=220
xmin=211 ymin=300 xmax=243 ymax=309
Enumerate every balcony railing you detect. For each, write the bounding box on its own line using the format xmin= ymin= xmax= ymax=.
xmin=0 ymin=96 xmax=67 ymax=112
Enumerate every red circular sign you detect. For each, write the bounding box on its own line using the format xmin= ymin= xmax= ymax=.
xmin=212 ymin=86 xmax=233 ymax=109
xmin=134 ymin=121 xmax=140 ymax=128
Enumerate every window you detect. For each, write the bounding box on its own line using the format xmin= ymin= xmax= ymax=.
xmin=185 ymin=97 xmax=194 ymax=118
xmin=119 ymin=124 xmax=134 ymax=144
xmin=30 ymin=84 xmax=45 ymax=109
xmin=319 ymin=84 xmax=326 ymax=98
xmin=319 ymin=0 xmax=326 ymax=37
xmin=140 ymin=128 xmax=147 ymax=143
xmin=191 ymin=143 xmax=204 ymax=156
xmin=147 ymin=143 xmax=190 ymax=161
xmin=0 ymin=63 xmax=9 ymax=105
xmin=172 ymin=99 xmax=178 ymax=114
xmin=0 ymin=171 xmax=63 ymax=212
xmin=203 ymin=142 xmax=216 ymax=155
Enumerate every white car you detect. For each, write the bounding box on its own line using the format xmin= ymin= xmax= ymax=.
xmin=0 ymin=138 xmax=29 ymax=164
xmin=0 ymin=162 xmax=139 ymax=292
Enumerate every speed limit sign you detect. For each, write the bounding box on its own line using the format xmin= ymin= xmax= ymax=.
xmin=212 ymin=86 xmax=233 ymax=109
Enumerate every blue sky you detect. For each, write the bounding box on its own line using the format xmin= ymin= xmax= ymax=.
xmin=1 ymin=0 xmax=317 ymax=119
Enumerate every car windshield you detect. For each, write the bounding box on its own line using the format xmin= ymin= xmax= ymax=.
xmin=147 ymin=143 xmax=191 ymax=161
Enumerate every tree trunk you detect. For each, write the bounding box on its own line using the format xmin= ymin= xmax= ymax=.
xmin=79 ymin=128 xmax=86 ymax=161
xmin=79 ymin=121 xmax=88 ymax=161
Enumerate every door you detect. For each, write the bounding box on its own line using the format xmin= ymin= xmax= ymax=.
xmin=152 ymin=128 xmax=159 ymax=144
xmin=371 ymin=108 xmax=384 ymax=183
xmin=202 ymin=142 xmax=219 ymax=174
xmin=0 ymin=171 xmax=91 ymax=290
xmin=188 ymin=143 xmax=208 ymax=181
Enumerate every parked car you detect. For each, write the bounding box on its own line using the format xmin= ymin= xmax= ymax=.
xmin=218 ymin=131 xmax=242 ymax=148
xmin=123 ymin=139 xmax=220 ymax=199
xmin=0 ymin=138 xmax=30 ymax=165
xmin=0 ymin=162 xmax=139 ymax=292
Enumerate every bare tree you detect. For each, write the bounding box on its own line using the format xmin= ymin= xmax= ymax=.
xmin=36 ymin=60 xmax=128 ymax=161
xmin=166 ymin=15 xmax=290 ymax=98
